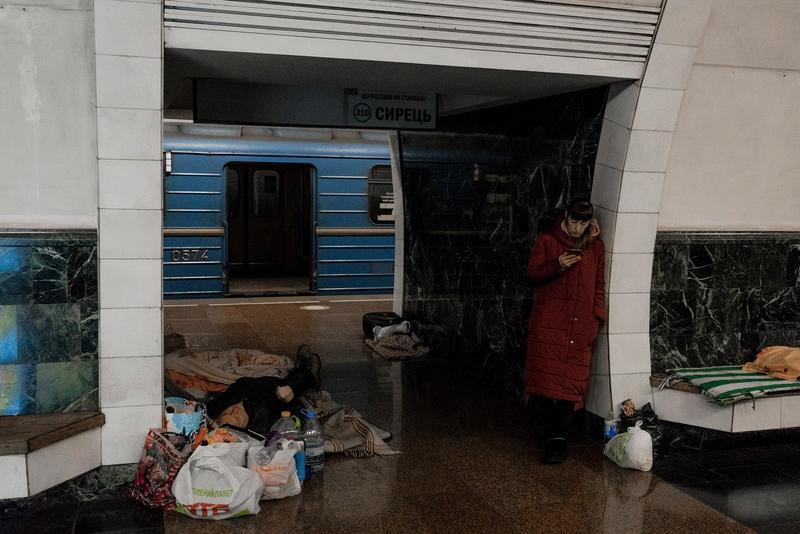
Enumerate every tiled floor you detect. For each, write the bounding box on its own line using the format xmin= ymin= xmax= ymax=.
xmin=6 ymin=296 xmax=800 ymax=532
xmin=652 ymin=443 xmax=800 ymax=533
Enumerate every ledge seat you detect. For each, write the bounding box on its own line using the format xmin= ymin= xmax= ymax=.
xmin=0 ymin=412 xmax=105 ymax=500
xmin=650 ymin=373 xmax=800 ymax=433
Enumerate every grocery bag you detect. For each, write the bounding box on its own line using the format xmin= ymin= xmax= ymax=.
xmin=172 ymin=446 xmax=263 ymax=520
xmin=247 ymin=438 xmax=302 ymax=500
xmin=129 ymin=428 xmax=193 ymax=510
xmin=603 ymin=421 xmax=653 ymax=472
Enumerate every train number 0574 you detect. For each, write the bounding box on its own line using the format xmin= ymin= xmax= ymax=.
xmin=170 ymin=249 xmax=210 ymax=262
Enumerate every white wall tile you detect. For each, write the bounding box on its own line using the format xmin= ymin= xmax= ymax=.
xmin=654 ymin=0 xmax=713 ymax=47
xmin=593 ymin=206 xmax=617 ymax=253
xmin=96 ymin=55 xmax=161 ymax=110
xmin=97 ymin=108 xmax=161 ymax=160
xmin=603 ymin=81 xmax=640 ymax=130
xmin=602 ymin=250 xmax=612 ymax=301
xmin=611 ymin=213 xmax=658 ymax=254
xmin=585 ymin=373 xmax=612 ymax=417
xmin=99 ymin=209 xmax=162 ymax=259
xmin=102 ymin=404 xmax=162 ymax=465
xmin=732 ymin=397 xmax=782 ymax=432
xmin=99 ymin=259 xmax=161 ymax=308
xmin=617 ymin=172 xmax=664 ymax=214
xmin=590 ymin=164 xmax=621 ymax=212
xmin=99 ymin=159 xmax=162 ymax=210
xmin=608 ymin=253 xmax=654 ymax=294
xmin=595 ymin=119 xmax=631 ymax=171
xmin=100 ymin=356 xmax=162 ymax=408
xmin=652 ymin=388 xmax=732 ymax=432
xmin=781 ymin=396 xmax=800 ymax=429
xmin=591 ymin=333 xmax=609 ymax=376
xmin=624 ymin=130 xmax=673 ymax=173
xmin=642 ymin=43 xmax=697 ymax=90
xmin=94 ymin=0 xmax=162 ymax=58
xmin=0 ymin=455 xmax=28 ymax=499
xmin=100 ymin=307 xmax=162 ymax=358
xmin=659 ymin=67 xmax=800 ymax=230
xmin=694 ymin=0 xmax=800 ymax=71
xmin=608 ymin=333 xmax=652 ymax=375
xmin=631 ymin=88 xmax=685 ymax=132
xmin=607 ymin=292 xmax=650 ymax=334
xmin=27 ymin=428 xmax=101 ymax=496
xmin=610 ymin=373 xmax=653 ymax=411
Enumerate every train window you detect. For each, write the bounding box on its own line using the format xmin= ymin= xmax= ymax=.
xmin=225 ymin=168 xmax=239 ymax=217
xmin=368 ymin=166 xmax=394 ymax=225
xmin=253 ymin=170 xmax=281 ymax=216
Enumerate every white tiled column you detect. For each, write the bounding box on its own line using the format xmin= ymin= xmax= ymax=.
xmin=389 ymin=132 xmax=405 ymax=315
xmin=587 ymin=0 xmax=712 ymax=416
xmin=94 ymin=0 xmax=164 ymax=464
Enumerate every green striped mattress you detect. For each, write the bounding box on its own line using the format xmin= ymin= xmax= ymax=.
xmin=660 ymin=365 xmax=800 ymax=406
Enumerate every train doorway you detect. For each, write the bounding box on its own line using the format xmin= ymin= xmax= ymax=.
xmin=224 ymin=163 xmax=313 ymax=295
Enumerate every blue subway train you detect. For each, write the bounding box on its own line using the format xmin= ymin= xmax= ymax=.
xmin=162 ymin=124 xmax=395 ymax=298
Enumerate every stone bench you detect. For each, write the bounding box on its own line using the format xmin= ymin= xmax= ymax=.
xmin=650 ymin=373 xmax=800 ymax=433
xmin=0 ymin=412 xmax=105 ymax=499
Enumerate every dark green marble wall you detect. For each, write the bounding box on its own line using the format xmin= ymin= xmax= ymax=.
xmin=651 ymin=232 xmax=800 ymax=372
xmin=0 ymin=231 xmax=97 ymax=415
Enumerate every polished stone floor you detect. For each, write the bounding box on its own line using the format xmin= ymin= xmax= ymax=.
xmin=6 ymin=296 xmax=800 ymax=532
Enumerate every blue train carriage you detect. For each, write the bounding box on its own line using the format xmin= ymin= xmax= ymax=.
xmin=162 ymin=124 xmax=396 ymax=299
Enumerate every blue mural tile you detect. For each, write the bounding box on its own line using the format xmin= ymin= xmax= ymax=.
xmin=17 ymin=304 xmax=81 ymax=363
xmin=36 ymin=361 xmax=98 ymax=413
xmin=0 ymin=306 xmax=19 ymax=364
xmin=31 ymin=246 xmax=68 ymax=304
xmin=0 ymin=232 xmax=98 ymax=415
xmin=0 ymin=363 xmax=36 ymax=415
xmin=0 ymin=246 xmax=32 ymax=305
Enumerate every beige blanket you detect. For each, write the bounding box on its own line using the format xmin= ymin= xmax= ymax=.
xmin=301 ymin=390 xmax=399 ymax=457
xmin=165 ymin=348 xmax=292 ymax=385
xmin=743 ymin=346 xmax=800 ymax=380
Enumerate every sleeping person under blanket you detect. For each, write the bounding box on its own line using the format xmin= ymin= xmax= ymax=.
xmin=206 ymin=344 xmax=321 ymax=437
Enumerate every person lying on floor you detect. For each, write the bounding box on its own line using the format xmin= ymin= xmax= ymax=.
xmin=205 ymin=344 xmax=321 ymax=437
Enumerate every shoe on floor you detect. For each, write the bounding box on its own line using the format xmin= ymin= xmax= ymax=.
xmin=543 ymin=437 xmax=568 ymax=464
xmin=295 ymin=344 xmax=322 ymax=388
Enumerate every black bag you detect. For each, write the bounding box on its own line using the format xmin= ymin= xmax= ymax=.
xmin=362 ymin=312 xmax=403 ymax=339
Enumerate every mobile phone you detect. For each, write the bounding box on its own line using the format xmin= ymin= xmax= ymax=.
xmin=567 ymin=248 xmax=583 ymax=256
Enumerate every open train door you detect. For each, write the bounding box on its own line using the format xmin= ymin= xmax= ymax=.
xmin=223 ymin=163 xmax=313 ymax=295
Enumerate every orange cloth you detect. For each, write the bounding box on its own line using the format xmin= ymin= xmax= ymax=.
xmin=215 ymin=401 xmax=249 ymax=428
xmin=165 ymin=369 xmax=228 ymax=394
xmin=742 ymin=346 xmax=800 ymax=380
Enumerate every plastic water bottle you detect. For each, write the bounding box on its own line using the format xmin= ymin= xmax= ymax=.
xmin=301 ymin=409 xmax=324 ymax=473
xmin=603 ymin=410 xmax=618 ymax=442
xmin=270 ymin=411 xmax=300 ymax=441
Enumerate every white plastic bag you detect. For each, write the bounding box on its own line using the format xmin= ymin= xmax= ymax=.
xmin=247 ymin=438 xmax=302 ymax=500
xmin=603 ymin=421 xmax=653 ymax=471
xmin=172 ymin=446 xmax=263 ymax=520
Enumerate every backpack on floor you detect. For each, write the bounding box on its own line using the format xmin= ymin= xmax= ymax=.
xmin=129 ymin=428 xmax=193 ymax=510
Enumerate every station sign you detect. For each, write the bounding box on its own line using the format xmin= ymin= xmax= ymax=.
xmin=345 ymin=89 xmax=436 ymax=130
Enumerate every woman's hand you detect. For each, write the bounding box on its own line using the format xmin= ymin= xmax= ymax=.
xmin=558 ymin=252 xmax=582 ymax=271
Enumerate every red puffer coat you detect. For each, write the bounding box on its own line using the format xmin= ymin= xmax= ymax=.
xmin=524 ymin=217 xmax=605 ymax=403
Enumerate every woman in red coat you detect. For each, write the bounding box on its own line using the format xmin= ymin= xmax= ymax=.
xmin=525 ymin=198 xmax=605 ymax=464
